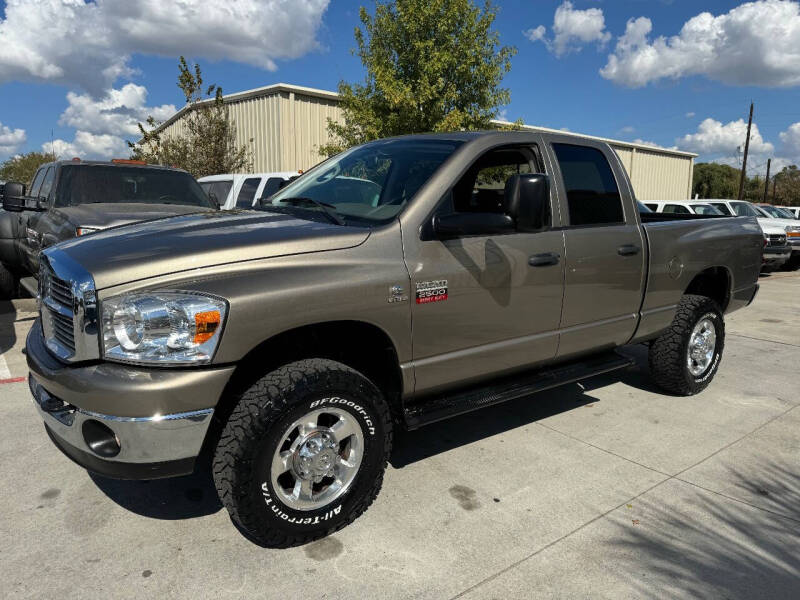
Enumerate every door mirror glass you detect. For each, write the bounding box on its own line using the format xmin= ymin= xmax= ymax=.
xmin=433 ymin=212 xmax=514 ymax=237
xmin=2 ymin=182 xmax=26 ymax=212
xmin=503 ymin=173 xmax=550 ymax=231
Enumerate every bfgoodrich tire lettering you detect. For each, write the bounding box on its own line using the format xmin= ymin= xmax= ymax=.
xmin=648 ymin=294 xmax=725 ymax=396
xmin=212 ymin=358 xmax=392 ymax=547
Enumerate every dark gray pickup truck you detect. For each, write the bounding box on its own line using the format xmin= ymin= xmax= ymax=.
xmin=26 ymin=131 xmax=762 ymax=547
xmin=0 ymin=160 xmax=215 ymax=298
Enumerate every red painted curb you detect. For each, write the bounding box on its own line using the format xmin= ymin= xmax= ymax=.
xmin=0 ymin=377 xmax=26 ymax=385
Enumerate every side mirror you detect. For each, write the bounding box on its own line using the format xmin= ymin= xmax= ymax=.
xmin=433 ymin=212 xmax=514 ymax=237
xmin=504 ymin=174 xmax=550 ymax=231
xmin=2 ymin=182 xmax=26 ymax=212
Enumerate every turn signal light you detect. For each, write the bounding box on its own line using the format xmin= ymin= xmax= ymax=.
xmin=194 ymin=310 xmax=221 ymax=344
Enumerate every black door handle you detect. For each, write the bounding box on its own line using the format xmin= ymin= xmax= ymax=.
xmin=618 ymin=244 xmax=640 ymax=256
xmin=529 ymin=252 xmax=560 ymax=267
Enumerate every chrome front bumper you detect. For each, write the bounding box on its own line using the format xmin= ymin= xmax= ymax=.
xmin=26 ymin=319 xmax=233 ymax=479
xmin=30 ymin=374 xmax=213 ymax=479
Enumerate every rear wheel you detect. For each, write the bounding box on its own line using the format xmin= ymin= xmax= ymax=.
xmin=649 ymin=294 xmax=725 ymax=396
xmin=212 ymin=358 xmax=392 ymax=547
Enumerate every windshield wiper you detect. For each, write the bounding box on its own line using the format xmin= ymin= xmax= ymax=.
xmin=272 ymin=197 xmax=345 ymax=226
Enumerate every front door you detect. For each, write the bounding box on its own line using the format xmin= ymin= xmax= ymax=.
xmin=546 ymin=141 xmax=646 ymax=359
xmin=404 ymin=145 xmax=566 ymax=395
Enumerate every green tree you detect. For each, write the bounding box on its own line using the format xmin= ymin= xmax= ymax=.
xmin=772 ymin=165 xmax=800 ymax=206
xmin=0 ymin=151 xmax=57 ymax=186
xmin=692 ymin=162 xmax=741 ymax=199
xmin=320 ymin=0 xmax=516 ymax=156
xmin=129 ymin=57 xmax=251 ymax=178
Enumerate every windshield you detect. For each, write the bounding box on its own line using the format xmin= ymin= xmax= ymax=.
xmin=56 ymin=165 xmax=214 ymax=208
xmin=758 ymin=204 xmax=792 ymax=219
xmin=691 ymin=203 xmax=723 ymax=215
xmin=200 ymin=180 xmax=233 ymax=207
xmin=730 ymin=202 xmax=760 ymax=217
xmin=266 ymin=139 xmax=462 ymax=226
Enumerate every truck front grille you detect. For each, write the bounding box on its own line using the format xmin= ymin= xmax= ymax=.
xmin=766 ymin=234 xmax=787 ymax=246
xmin=40 ymin=260 xmax=76 ymax=359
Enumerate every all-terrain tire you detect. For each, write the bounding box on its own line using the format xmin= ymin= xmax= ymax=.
xmin=0 ymin=263 xmax=16 ymax=300
xmin=212 ymin=358 xmax=392 ymax=547
xmin=649 ymin=294 xmax=725 ymax=396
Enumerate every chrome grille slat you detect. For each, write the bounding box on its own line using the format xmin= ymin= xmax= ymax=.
xmin=38 ymin=249 xmax=98 ymax=363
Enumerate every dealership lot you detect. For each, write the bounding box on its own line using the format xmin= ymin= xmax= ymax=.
xmin=1 ymin=273 xmax=798 ymax=599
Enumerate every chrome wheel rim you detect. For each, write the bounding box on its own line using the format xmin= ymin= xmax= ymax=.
xmin=270 ymin=406 xmax=364 ymax=511
xmin=687 ymin=318 xmax=716 ymax=377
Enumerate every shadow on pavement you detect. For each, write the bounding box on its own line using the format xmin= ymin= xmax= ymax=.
xmin=0 ymin=300 xmax=18 ymax=358
xmin=391 ymin=344 xmax=656 ymax=468
xmin=89 ymin=465 xmax=222 ymax=520
xmin=609 ymin=460 xmax=800 ymax=598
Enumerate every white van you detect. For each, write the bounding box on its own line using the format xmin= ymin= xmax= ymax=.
xmin=198 ymin=172 xmax=300 ymax=210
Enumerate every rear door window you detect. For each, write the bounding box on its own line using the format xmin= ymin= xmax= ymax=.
xmin=552 ymin=143 xmax=624 ymax=226
xmin=644 ymin=203 xmax=658 ymax=211
xmin=731 ymin=202 xmax=759 ymax=217
xmin=691 ymin=204 xmax=722 ymax=215
xmin=709 ymin=203 xmax=732 ymax=216
xmin=235 ymin=177 xmax=261 ymax=208
xmin=663 ymin=204 xmax=689 ymax=214
xmin=261 ymin=177 xmax=285 ymax=199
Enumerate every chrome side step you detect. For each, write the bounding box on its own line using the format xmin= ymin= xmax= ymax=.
xmin=404 ymin=351 xmax=635 ymax=429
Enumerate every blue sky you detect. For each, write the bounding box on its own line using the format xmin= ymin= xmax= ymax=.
xmin=1 ymin=0 xmax=800 ymax=177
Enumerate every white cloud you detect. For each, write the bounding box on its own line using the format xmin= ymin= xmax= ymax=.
xmin=601 ymin=1 xmax=800 ymax=88
xmin=524 ymin=1 xmax=611 ymax=57
xmin=47 ymin=131 xmax=130 ymax=160
xmin=620 ymin=126 xmax=635 ymax=134
xmin=633 ymin=138 xmax=678 ymax=151
xmin=0 ymin=0 xmax=330 ymax=94
xmin=0 ymin=121 xmax=26 ymax=156
xmin=686 ymin=112 xmax=695 ymax=118
xmin=59 ymin=84 xmax=176 ymax=138
xmin=779 ymin=122 xmax=800 ymax=157
xmin=677 ymin=118 xmax=774 ymax=156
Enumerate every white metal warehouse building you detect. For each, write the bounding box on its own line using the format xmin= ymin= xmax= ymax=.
xmin=152 ymin=83 xmax=696 ymax=200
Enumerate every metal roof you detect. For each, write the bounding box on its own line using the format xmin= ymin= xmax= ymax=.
xmin=150 ymin=82 xmax=697 ymax=159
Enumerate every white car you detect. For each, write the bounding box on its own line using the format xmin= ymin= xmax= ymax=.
xmin=701 ymin=199 xmax=797 ymax=268
xmin=198 ymin=172 xmax=300 ymax=210
xmin=643 ymin=201 xmax=725 ymax=216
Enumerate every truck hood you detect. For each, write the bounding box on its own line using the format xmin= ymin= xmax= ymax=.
xmin=756 ymin=217 xmax=797 ymax=234
xmin=55 ymin=210 xmax=370 ymax=290
xmin=756 ymin=216 xmax=800 ymax=230
xmin=52 ymin=203 xmax=214 ymax=229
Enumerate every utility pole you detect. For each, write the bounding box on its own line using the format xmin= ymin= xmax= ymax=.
xmin=737 ymin=102 xmax=753 ymax=200
xmin=762 ymin=158 xmax=771 ymax=203
xmin=771 ymin=179 xmax=777 ymax=202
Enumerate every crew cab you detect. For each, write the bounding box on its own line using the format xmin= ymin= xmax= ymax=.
xmin=198 ymin=172 xmax=299 ymax=210
xmin=26 ymin=131 xmax=762 ymax=547
xmin=0 ymin=160 xmax=216 ymax=298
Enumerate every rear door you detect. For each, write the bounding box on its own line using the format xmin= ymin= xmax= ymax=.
xmin=19 ymin=167 xmax=51 ymax=274
xmin=545 ymin=140 xmax=646 ymax=359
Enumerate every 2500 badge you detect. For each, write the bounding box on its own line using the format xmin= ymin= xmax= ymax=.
xmin=416 ymin=280 xmax=448 ymax=304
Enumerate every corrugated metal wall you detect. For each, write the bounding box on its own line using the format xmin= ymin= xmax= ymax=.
xmin=614 ymin=147 xmax=693 ymax=201
xmin=159 ymin=88 xmax=693 ymax=197
xmin=159 ymin=90 xmax=343 ymax=172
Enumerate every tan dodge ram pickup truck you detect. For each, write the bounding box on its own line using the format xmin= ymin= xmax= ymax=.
xmin=26 ymin=131 xmax=762 ymax=546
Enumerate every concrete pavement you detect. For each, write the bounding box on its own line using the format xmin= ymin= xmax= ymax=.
xmin=1 ymin=274 xmax=798 ymax=599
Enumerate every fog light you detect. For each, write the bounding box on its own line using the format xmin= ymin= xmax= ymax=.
xmin=82 ymin=420 xmax=121 ymax=458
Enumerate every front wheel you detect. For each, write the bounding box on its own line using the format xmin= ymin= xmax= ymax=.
xmin=212 ymin=359 xmax=392 ymax=547
xmin=649 ymin=294 xmax=725 ymax=396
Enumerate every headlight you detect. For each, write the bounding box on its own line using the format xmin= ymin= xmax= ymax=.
xmin=101 ymin=292 xmax=227 ymax=365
